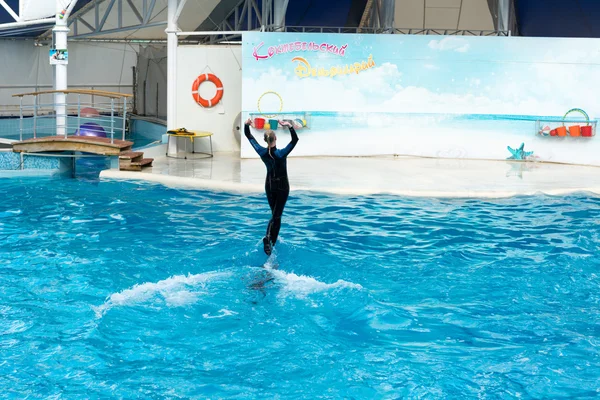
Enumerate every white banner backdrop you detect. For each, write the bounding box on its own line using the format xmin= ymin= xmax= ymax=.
xmin=241 ymin=32 xmax=600 ymax=166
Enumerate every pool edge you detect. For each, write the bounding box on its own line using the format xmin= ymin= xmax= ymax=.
xmin=98 ymin=169 xmax=600 ymax=198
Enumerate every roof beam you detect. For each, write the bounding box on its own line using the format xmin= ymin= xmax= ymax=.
xmin=0 ymin=24 xmax=54 ymax=36
xmin=65 ymin=0 xmax=80 ymax=19
xmin=78 ymin=16 xmax=95 ymax=32
xmin=143 ymin=0 xmax=156 ymax=24
xmin=262 ymin=0 xmax=270 ymax=27
xmin=0 ymin=0 xmax=19 ymax=22
xmin=71 ymin=20 xmax=166 ymax=38
xmin=223 ymin=19 xmax=234 ymax=31
xmin=186 ymin=0 xmax=290 ymax=43
xmin=95 ymin=1 xmax=100 ymax=29
xmin=275 ymin=0 xmax=289 ymax=27
xmin=34 ymin=0 xmax=165 ymax=39
xmin=250 ymin=0 xmax=261 ymax=26
xmin=0 ymin=17 xmax=55 ymax=32
xmin=98 ymin=0 xmax=116 ymax=31
xmin=127 ymin=0 xmax=144 ymax=23
xmin=236 ymin=1 xmax=248 ymax=30
xmin=174 ymin=0 xmax=187 ymax=23
xmin=359 ymin=0 xmax=375 ymax=30
xmin=38 ymin=0 xmax=102 ymax=38
xmin=118 ymin=0 xmax=122 ymax=28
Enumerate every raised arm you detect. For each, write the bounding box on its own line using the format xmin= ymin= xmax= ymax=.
xmin=244 ymin=119 xmax=266 ymax=155
xmin=279 ymin=120 xmax=299 ymax=157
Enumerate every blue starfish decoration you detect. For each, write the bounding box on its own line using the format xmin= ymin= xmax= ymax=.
xmin=507 ymin=143 xmax=534 ymax=160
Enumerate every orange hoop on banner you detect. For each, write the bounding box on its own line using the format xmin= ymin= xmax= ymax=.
xmin=191 ymin=73 xmax=224 ymax=107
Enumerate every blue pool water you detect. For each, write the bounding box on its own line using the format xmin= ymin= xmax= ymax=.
xmin=1 ymin=177 xmax=599 ymax=398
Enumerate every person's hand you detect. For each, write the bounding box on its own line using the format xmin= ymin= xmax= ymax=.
xmin=279 ymin=120 xmax=291 ymax=127
xmin=245 ymin=118 xmax=253 ymax=126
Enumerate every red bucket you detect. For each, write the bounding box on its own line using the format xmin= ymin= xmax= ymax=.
xmin=581 ymin=125 xmax=593 ymax=137
xmin=254 ymin=118 xmax=265 ymax=129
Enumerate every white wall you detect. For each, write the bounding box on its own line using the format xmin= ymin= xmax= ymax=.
xmin=176 ymin=45 xmax=242 ymax=153
xmin=137 ymin=45 xmax=167 ymax=119
xmin=0 ymin=40 xmax=138 ymax=115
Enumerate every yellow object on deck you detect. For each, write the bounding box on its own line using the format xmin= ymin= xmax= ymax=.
xmin=167 ymin=129 xmax=213 ymax=159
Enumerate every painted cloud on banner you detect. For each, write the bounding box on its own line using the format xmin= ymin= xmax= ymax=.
xmin=243 ymin=66 xmax=573 ymax=116
xmin=242 ymin=33 xmax=600 ymax=117
xmin=428 ymin=37 xmax=470 ymax=53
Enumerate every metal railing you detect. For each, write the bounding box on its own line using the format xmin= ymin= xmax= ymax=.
xmin=280 ymin=26 xmax=510 ymax=36
xmin=0 ymin=84 xmax=134 ymax=117
xmin=200 ymin=25 xmax=510 ymax=44
xmin=12 ymin=89 xmax=133 ymax=144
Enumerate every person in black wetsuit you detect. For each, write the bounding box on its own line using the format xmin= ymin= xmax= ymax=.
xmin=244 ymin=118 xmax=299 ymax=256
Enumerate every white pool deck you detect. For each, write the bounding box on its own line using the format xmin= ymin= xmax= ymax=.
xmin=99 ymin=146 xmax=600 ymax=198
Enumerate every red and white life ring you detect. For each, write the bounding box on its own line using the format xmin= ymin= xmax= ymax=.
xmin=191 ymin=73 xmax=224 ymax=108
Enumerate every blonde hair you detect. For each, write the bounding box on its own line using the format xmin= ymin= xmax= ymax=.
xmin=264 ymin=130 xmax=276 ymax=144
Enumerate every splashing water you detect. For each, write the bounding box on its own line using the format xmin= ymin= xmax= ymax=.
xmin=93 ymin=271 xmax=233 ymax=317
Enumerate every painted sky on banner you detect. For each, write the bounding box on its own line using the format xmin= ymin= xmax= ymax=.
xmin=242 ymin=32 xmax=600 ymax=117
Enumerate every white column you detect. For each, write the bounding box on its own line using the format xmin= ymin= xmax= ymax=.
xmin=497 ymin=0 xmax=510 ymax=32
xmin=166 ymin=0 xmax=178 ymax=130
xmin=53 ymin=0 xmax=69 ymax=137
xmin=382 ymin=0 xmax=395 ymax=31
xmin=273 ymin=0 xmax=289 ymax=31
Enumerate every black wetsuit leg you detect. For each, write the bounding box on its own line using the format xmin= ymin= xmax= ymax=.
xmin=266 ymin=187 xmax=276 ymax=213
xmin=265 ymin=178 xmax=289 ymax=246
xmin=266 ymin=189 xmax=289 ymax=245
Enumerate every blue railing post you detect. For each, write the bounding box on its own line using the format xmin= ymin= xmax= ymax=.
xmin=33 ymin=95 xmax=37 ymax=139
xmin=110 ymin=98 xmax=115 ymax=144
xmin=122 ymin=97 xmax=127 ymax=141
xmin=19 ymin=97 xmax=23 ymax=141
xmin=77 ymin=94 xmax=81 ymax=138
